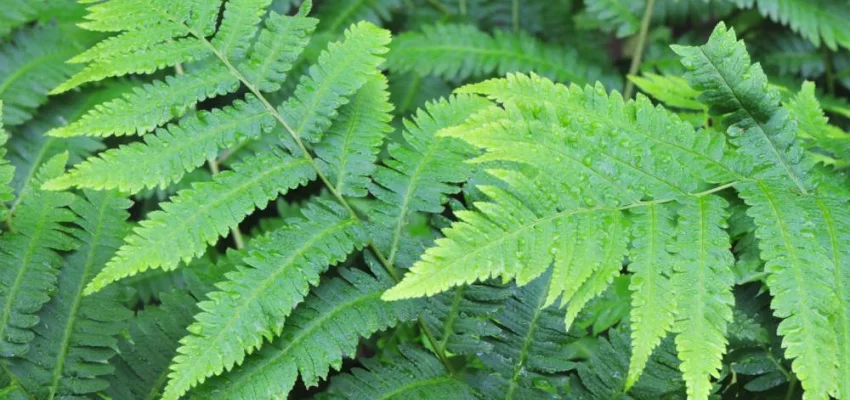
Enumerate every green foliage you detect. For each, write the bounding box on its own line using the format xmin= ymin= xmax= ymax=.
xmin=2 ymin=1 xmax=850 ymax=399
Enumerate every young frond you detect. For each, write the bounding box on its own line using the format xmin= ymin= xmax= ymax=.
xmin=387 ymin=24 xmax=620 ymax=88
xmin=84 ymin=152 xmax=316 ymax=294
xmin=0 ymin=154 xmax=76 ymax=357
xmin=162 ymin=200 xmax=368 ymax=400
xmin=6 ymin=190 xmax=132 ymax=399
xmin=191 ymin=264 xmax=419 ymax=399
xmin=325 ymin=347 xmax=478 ymax=400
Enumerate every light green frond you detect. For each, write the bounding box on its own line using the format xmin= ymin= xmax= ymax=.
xmin=325 ymin=347 xmax=478 ymax=400
xmin=44 ymin=96 xmax=275 ymax=193
xmin=730 ymin=0 xmax=850 ymax=51
xmin=625 ymin=204 xmax=677 ymax=389
xmin=53 ymin=38 xmax=211 ymax=94
xmin=6 ymin=190 xmax=132 ymax=399
xmin=48 ymin=67 xmax=239 ymax=138
xmin=670 ymin=196 xmax=735 ymax=400
xmin=106 ymin=290 xmax=200 ymax=400
xmin=0 ymin=154 xmax=76 ymax=358
xmin=475 ymin=273 xmax=576 ymax=400
xmin=68 ymin=23 xmax=185 ymax=64
xmin=738 ymin=181 xmax=841 ymax=399
xmin=84 ymin=152 xmax=316 ymax=294
xmin=672 ymin=23 xmax=809 ymax=192
xmin=277 ymin=21 xmax=391 ymax=148
xmin=163 ymin=200 xmax=367 ymax=400
xmin=213 ymin=0 xmax=273 ymax=61
xmin=0 ymin=24 xmax=91 ymax=126
xmin=315 ymin=74 xmax=392 ymax=197
xmin=367 ymin=94 xmax=491 ymax=266
xmin=190 ymin=265 xmax=419 ymax=400
xmin=387 ymin=24 xmax=620 ymax=87
xmin=385 ymin=73 xmax=732 ymax=300
xmin=786 ymin=82 xmax=850 ymax=167
xmin=243 ymin=10 xmax=317 ymax=92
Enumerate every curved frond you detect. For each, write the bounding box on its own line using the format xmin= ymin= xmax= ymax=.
xmin=191 ymin=265 xmax=419 ymax=400
xmin=387 ymin=24 xmax=619 ymax=87
xmin=314 ymin=74 xmax=392 ymax=197
xmin=6 ymin=190 xmax=132 ymax=399
xmin=162 ymin=200 xmax=367 ymax=400
xmin=0 ymin=154 xmax=76 ymax=357
xmin=325 ymin=347 xmax=478 ymax=400
xmin=85 ymin=152 xmax=316 ymax=294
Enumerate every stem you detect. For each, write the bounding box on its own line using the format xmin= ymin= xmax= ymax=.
xmin=824 ymin=47 xmax=836 ymax=95
xmin=459 ymin=0 xmax=467 ymax=16
xmin=784 ymin=376 xmax=798 ymax=400
xmin=426 ymin=0 xmax=450 ymax=15
xmin=206 ymin=157 xmax=245 ymax=250
xmin=511 ymin=0 xmax=519 ymax=32
xmin=623 ymin=0 xmax=655 ymax=99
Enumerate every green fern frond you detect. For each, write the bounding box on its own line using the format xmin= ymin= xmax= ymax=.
xmin=314 ymin=74 xmax=393 ymax=197
xmin=0 ymin=153 xmax=76 ymax=357
xmin=6 ymin=190 xmax=132 ymax=399
xmin=786 ymin=82 xmax=850 ymax=167
xmin=325 ymin=346 xmax=479 ymax=400
xmin=0 ymin=24 xmax=92 ymax=126
xmin=278 ymin=21 xmax=391 ymax=148
xmin=0 ymin=106 xmax=14 ymax=225
xmin=44 ymin=96 xmax=276 ymax=192
xmin=191 ymin=264 xmax=419 ymax=400
xmin=420 ymin=283 xmax=511 ymax=356
xmin=578 ymin=0 xmax=734 ymax=38
xmin=213 ymin=0 xmax=275 ymax=61
xmin=627 ymin=73 xmax=703 ymax=111
xmin=624 ymin=204 xmax=677 ymax=389
xmin=367 ymin=94 xmax=491 ymax=266
xmin=387 ymin=24 xmax=620 ymax=87
xmin=243 ymin=8 xmax=318 ymax=92
xmin=106 ymin=290 xmax=200 ymax=400
xmin=757 ymin=32 xmax=825 ymax=79
xmin=84 ymin=152 xmax=316 ymax=294
xmin=315 ymin=0 xmax=401 ymax=34
xmin=670 ymin=196 xmax=735 ymax=400
xmin=730 ymin=0 xmax=850 ymax=51
xmin=162 ymin=200 xmax=368 ymax=400
xmin=475 ymin=272 xmax=576 ymax=399
xmin=0 ymin=0 xmax=82 ymax=37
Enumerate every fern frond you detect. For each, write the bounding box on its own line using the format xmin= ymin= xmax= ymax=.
xmin=384 ymin=73 xmax=732 ymax=300
xmin=786 ymin=82 xmax=850 ymax=167
xmin=213 ymin=0 xmax=275 ymax=61
xmin=84 ymin=152 xmax=316 ymax=294
xmin=0 ymin=0 xmax=82 ymax=37
xmin=314 ymin=74 xmax=392 ymax=197
xmin=625 ymin=204 xmax=677 ymax=389
xmin=675 ymin=24 xmax=844 ymax=398
xmin=243 ymin=8 xmax=318 ymax=92
xmin=387 ymin=24 xmax=619 ymax=87
xmin=670 ymin=196 xmax=735 ymax=400
xmin=757 ymin=32 xmax=825 ymax=79
xmin=48 ymin=67 xmax=239 ymax=138
xmin=44 ymin=96 xmax=275 ymax=192
xmin=627 ymin=73 xmax=703 ymax=111
xmin=730 ymin=0 xmax=850 ymax=51
xmin=315 ymin=0 xmax=400 ymax=34
xmin=0 ymin=24 xmax=91 ymax=126
xmin=106 ymin=290 xmax=200 ymax=400
xmin=420 ymin=283 xmax=511 ymax=356
xmin=325 ymin=347 xmax=478 ymax=399
xmin=0 ymin=107 xmax=14 ymax=225
xmin=367 ymin=94 xmax=491 ymax=266
xmin=278 ymin=20 xmax=391 ymax=148
xmin=191 ymin=264 xmax=419 ymax=400
xmin=6 ymin=190 xmax=132 ymax=399
xmin=162 ymin=200 xmax=368 ymax=400
xmin=673 ymin=23 xmax=809 ymax=193
xmin=0 ymin=153 xmax=76 ymax=357
xmin=475 ymin=272 xmax=575 ymax=399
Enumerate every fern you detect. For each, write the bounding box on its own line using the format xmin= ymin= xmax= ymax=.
xmin=191 ymin=263 xmax=419 ymax=399
xmin=0 ymin=154 xmax=76 ymax=358
xmin=0 ymin=106 xmax=14 ymax=225
xmin=324 ymin=346 xmax=478 ymax=399
xmin=387 ymin=23 xmax=620 ymax=88
xmin=730 ymin=0 xmax=850 ymax=51
xmin=5 ymin=190 xmax=131 ymax=399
